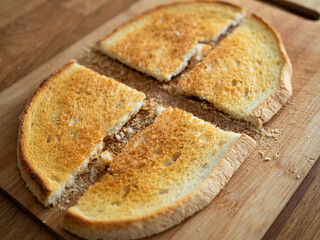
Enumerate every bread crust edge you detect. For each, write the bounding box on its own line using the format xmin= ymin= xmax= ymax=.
xmin=249 ymin=14 xmax=292 ymax=128
xmin=98 ymin=1 xmax=244 ymax=46
xmin=17 ymin=60 xmax=77 ymax=207
xmin=98 ymin=1 xmax=244 ymax=82
xmin=62 ymin=134 xmax=256 ymax=240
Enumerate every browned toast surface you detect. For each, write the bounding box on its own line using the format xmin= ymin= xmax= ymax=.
xmin=18 ymin=61 xmax=145 ymax=206
xmin=178 ymin=14 xmax=292 ymax=127
xmin=62 ymin=108 xmax=256 ymax=240
xmin=99 ymin=1 xmax=243 ymax=81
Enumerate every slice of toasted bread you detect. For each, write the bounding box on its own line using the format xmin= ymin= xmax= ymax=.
xmin=62 ymin=107 xmax=256 ymax=240
xmin=18 ymin=61 xmax=145 ymax=206
xmin=98 ymin=1 xmax=244 ymax=82
xmin=178 ymin=15 xmax=292 ymax=127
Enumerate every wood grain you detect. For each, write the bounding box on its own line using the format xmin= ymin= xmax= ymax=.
xmin=0 ymin=0 xmax=138 ymax=92
xmin=263 ymin=158 xmax=320 ymax=240
xmin=0 ymin=0 xmax=46 ymax=28
xmin=0 ymin=0 xmax=319 ymax=239
xmin=0 ymin=193 xmax=56 ymax=240
xmin=60 ymin=0 xmax=111 ymax=16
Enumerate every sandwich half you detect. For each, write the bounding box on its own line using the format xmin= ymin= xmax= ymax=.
xmin=98 ymin=1 xmax=244 ymax=82
xmin=63 ymin=107 xmax=256 ymax=240
xmin=178 ymin=15 xmax=292 ymax=127
xmin=18 ymin=61 xmax=145 ymax=206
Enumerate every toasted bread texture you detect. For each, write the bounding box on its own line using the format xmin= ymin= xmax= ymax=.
xmin=178 ymin=15 xmax=292 ymax=127
xmin=62 ymin=107 xmax=256 ymax=240
xmin=18 ymin=61 xmax=145 ymax=206
xmin=98 ymin=1 xmax=243 ymax=82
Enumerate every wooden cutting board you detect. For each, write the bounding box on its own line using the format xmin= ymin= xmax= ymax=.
xmin=0 ymin=0 xmax=319 ymax=239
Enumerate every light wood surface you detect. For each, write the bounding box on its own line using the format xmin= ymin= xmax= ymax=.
xmin=0 ymin=0 xmax=320 ymax=239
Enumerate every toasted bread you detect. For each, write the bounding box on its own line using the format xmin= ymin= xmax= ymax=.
xmin=62 ymin=107 xmax=256 ymax=240
xmin=98 ymin=1 xmax=244 ymax=82
xmin=18 ymin=61 xmax=145 ymax=206
xmin=178 ymin=15 xmax=292 ymax=127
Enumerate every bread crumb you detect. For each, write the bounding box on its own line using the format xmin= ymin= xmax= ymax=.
xmin=58 ymin=206 xmax=67 ymax=211
xmin=115 ymin=134 xmax=122 ymax=141
xmin=258 ymin=151 xmax=264 ymax=158
xmin=196 ymin=228 xmax=201 ymax=232
xmin=264 ymin=157 xmax=271 ymax=161
xmin=273 ymin=154 xmax=279 ymax=160
xmin=307 ymin=135 xmax=310 ymax=138
xmin=296 ymin=175 xmax=301 ymax=179
xmin=124 ymin=127 xmax=134 ymax=134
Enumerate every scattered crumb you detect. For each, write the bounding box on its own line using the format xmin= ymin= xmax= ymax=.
xmin=258 ymin=151 xmax=264 ymax=158
xmin=84 ymin=47 xmax=91 ymax=53
xmin=124 ymin=127 xmax=134 ymax=134
xmin=115 ymin=134 xmax=122 ymax=141
xmin=307 ymin=135 xmax=310 ymax=138
xmin=103 ymin=99 xmax=159 ymax=155
xmin=58 ymin=206 xmax=67 ymax=211
xmin=196 ymin=228 xmax=201 ymax=232
xmin=56 ymin=159 xmax=108 ymax=209
xmin=273 ymin=154 xmax=279 ymax=160
xmin=296 ymin=175 xmax=301 ymax=179
xmin=264 ymin=157 xmax=271 ymax=161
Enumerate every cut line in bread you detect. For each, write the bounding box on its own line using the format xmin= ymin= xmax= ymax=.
xmin=62 ymin=107 xmax=256 ymax=240
xmin=178 ymin=14 xmax=292 ymax=128
xmin=98 ymin=1 xmax=244 ymax=82
xmin=18 ymin=61 xmax=145 ymax=206
xmin=57 ymin=99 xmax=163 ymax=209
xmin=103 ymin=98 xmax=164 ymax=156
xmin=17 ymin=1 xmax=293 ymax=239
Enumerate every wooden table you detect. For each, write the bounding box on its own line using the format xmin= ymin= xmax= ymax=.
xmin=0 ymin=0 xmax=319 ymax=239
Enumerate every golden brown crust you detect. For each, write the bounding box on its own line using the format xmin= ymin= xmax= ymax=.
xmin=98 ymin=1 xmax=244 ymax=81
xmin=248 ymin=14 xmax=292 ymax=127
xmin=62 ymin=108 xmax=256 ymax=240
xmin=178 ymin=14 xmax=292 ymax=128
xmin=98 ymin=1 xmax=243 ymax=44
xmin=18 ymin=61 xmax=77 ymax=205
xmin=18 ymin=61 xmax=145 ymax=206
xmin=63 ymin=135 xmax=255 ymax=239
